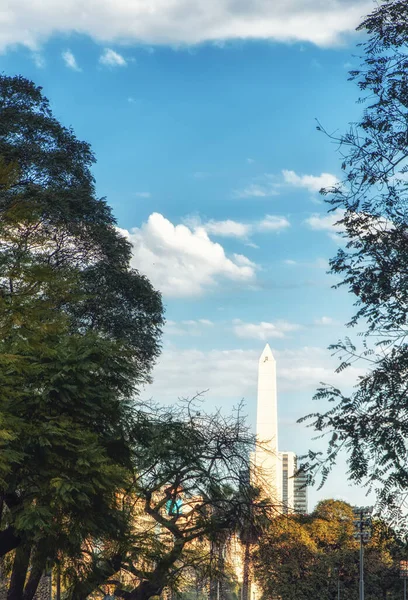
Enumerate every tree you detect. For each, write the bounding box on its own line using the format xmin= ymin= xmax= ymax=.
xmin=237 ymin=479 xmax=270 ymax=600
xmin=299 ymin=0 xmax=408 ymax=518
xmin=254 ymin=512 xmax=320 ymax=600
xmin=0 ymin=75 xmax=163 ymax=373
xmin=65 ymin=403 xmax=272 ymax=600
xmin=0 ymin=74 xmax=163 ymax=598
xmin=254 ymin=499 xmax=403 ymax=600
xmin=0 ymin=214 xmax=148 ymax=599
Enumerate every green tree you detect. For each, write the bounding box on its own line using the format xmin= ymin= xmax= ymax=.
xmin=255 ymin=500 xmax=403 ymax=600
xmin=255 ymin=513 xmax=319 ymax=600
xmin=299 ymin=0 xmax=408 ymax=517
xmin=0 ymin=74 xmax=163 ymax=598
xmin=237 ymin=479 xmax=270 ymax=600
xmin=0 ymin=75 xmax=163 ymax=372
xmin=0 ymin=208 xmax=147 ymax=599
xmin=65 ymin=404 xmax=271 ymax=600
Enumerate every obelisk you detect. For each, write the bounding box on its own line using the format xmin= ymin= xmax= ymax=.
xmin=254 ymin=343 xmax=281 ymax=503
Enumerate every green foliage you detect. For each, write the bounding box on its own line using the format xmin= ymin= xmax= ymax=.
xmin=0 ymin=74 xmax=163 ymax=599
xmin=67 ymin=403 xmax=267 ymax=600
xmin=255 ymin=500 xmax=404 ymax=600
xmin=0 ymin=74 xmax=163 ymax=377
xmin=299 ymin=1 xmax=408 ymax=518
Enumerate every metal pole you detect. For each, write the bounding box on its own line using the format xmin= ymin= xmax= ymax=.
xmin=56 ymin=561 xmax=61 ymax=600
xmin=360 ymin=513 xmax=364 ymax=600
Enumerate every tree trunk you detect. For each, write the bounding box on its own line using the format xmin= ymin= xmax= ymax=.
xmin=131 ymin=581 xmax=164 ymax=600
xmin=217 ymin=541 xmax=227 ymax=600
xmin=242 ymin=541 xmax=251 ymax=600
xmin=22 ymin=556 xmax=46 ymax=600
xmin=7 ymin=545 xmax=31 ymax=600
xmin=209 ymin=540 xmax=218 ymax=600
xmin=0 ymin=526 xmax=21 ymax=558
xmin=55 ymin=561 xmax=61 ymax=600
xmin=115 ymin=580 xmax=164 ymax=600
xmin=70 ymin=554 xmax=122 ymax=600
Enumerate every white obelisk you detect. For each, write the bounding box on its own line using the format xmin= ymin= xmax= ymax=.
xmin=254 ymin=344 xmax=282 ymax=504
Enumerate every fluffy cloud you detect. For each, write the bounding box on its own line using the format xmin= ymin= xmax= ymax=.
xmin=314 ymin=316 xmax=335 ymax=326
xmin=283 ymin=257 xmax=329 ymax=269
xmin=258 ymin=215 xmax=290 ymax=232
xmin=32 ymin=53 xmax=45 ymax=68
xmin=204 ymin=219 xmax=251 ymax=238
xmin=305 ymin=209 xmax=344 ymax=232
xmin=283 ymin=169 xmax=338 ymax=192
xmin=62 ymin=49 xmax=81 ymax=71
xmin=233 ymin=319 xmax=302 ymax=340
xmin=233 ymin=183 xmax=279 ymax=199
xmin=99 ymin=48 xmax=127 ymax=66
xmin=119 ymin=213 xmax=256 ymax=297
xmin=0 ymin=0 xmax=371 ymax=52
xmin=165 ymin=319 xmax=214 ymax=336
xmin=192 ymin=216 xmax=290 ymax=239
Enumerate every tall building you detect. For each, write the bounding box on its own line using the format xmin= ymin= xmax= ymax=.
xmin=293 ymin=466 xmax=308 ymax=514
xmin=280 ymin=451 xmax=308 ymax=514
xmin=279 ymin=451 xmax=296 ymax=513
xmin=255 ymin=344 xmax=308 ymax=514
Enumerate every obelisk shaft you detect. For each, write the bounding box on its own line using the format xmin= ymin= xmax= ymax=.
xmin=254 ymin=343 xmax=281 ymax=504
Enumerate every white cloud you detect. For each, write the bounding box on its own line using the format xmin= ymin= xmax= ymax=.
xmin=199 ymin=319 xmax=213 ymax=326
xmin=305 ymin=209 xmax=344 ymax=233
xmin=0 ymin=0 xmax=371 ymax=52
xmin=233 ymin=254 xmax=257 ymax=268
xmin=165 ymin=318 xmax=214 ymax=337
xmin=233 ymin=183 xmax=279 ymax=199
xmin=32 ymin=53 xmax=45 ymax=68
xmin=192 ymin=216 xmax=290 ymax=239
xmin=314 ymin=257 xmax=329 ymax=269
xmin=62 ymin=49 xmax=81 ymax=71
xmin=314 ymin=316 xmax=335 ymax=326
xmin=99 ymin=48 xmax=127 ymax=67
xmin=119 ymin=213 xmax=256 ymax=297
xmin=142 ymin=345 xmax=364 ymax=406
xmin=134 ymin=191 xmax=151 ymax=198
xmin=258 ymin=215 xmax=290 ymax=232
xmin=204 ymin=219 xmax=251 ymax=239
xmin=233 ymin=319 xmax=302 ymax=340
xmin=283 ymin=169 xmax=338 ymax=192
xmin=283 ymin=257 xmax=329 ymax=268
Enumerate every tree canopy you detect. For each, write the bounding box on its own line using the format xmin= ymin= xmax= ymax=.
xmin=300 ymin=0 xmax=408 ymax=519
xmin=255 ymin=500 xmax=404 ymax=600
xmin=0 ymin=74 xmax=164 ymax=600
xmin=0 ymin=74 xmax=163 ymax=376
xmin=66 ymin=403 xmax=270 ymax=600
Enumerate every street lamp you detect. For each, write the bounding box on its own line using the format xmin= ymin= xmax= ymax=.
xmin=353 ymin=506 xmax=373 ymax=600
xmin=333 ymin=567 xmax=341 ymax=600
xmin=399 ymin=560 xmax=408 ymax=600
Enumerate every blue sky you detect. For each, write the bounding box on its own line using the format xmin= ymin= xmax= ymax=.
xmin=1 ymin=0 xmax=376 ymax=509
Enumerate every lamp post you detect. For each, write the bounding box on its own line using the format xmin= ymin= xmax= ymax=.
xmin=353 ymin=506 xmax=373 ymax=600
xmin=333 ymin=567 xmax=341 ymax=600
xmin=399 ymin=560 xmax=408 ymax=600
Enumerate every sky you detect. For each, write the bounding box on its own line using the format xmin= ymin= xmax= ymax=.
xmin=1 ymin=0 xmax=378 ymax=510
